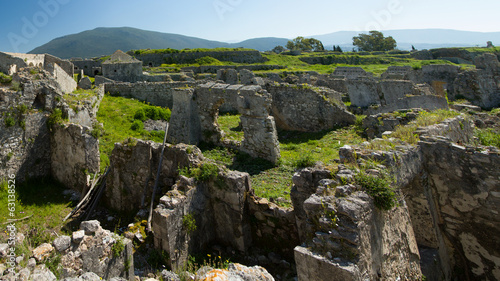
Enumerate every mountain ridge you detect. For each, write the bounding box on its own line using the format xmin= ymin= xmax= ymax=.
xmin=29 ymin=27 xmax=500 ymax=59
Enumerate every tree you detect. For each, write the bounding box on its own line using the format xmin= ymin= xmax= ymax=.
xmin=352 ymin=31 xmax=397 ymax=52
xmin=272 ymin=45 xmax=286 ymax=54
xmin=286 ymin=37 xmax=325 ymax=52
xmin=333 ymin=45 xmax=343 ymax=52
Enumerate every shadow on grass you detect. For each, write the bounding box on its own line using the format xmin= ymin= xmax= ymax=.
xmin=16 ymin=177 xmax=75 ymax=208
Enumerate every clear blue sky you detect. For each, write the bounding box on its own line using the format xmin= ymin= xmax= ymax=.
xmin=1 ymin=0 xmax=499 ymax=53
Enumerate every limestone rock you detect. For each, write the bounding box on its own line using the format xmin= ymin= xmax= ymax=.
xmin=161 ymin=270 xmax=180 ymax=281
xmin=53 ymin=235 xmax=72 ymax=252
xmin=78 ymin=76 xmax=92 ymax=90
xmin=33 ymin=243 xmax=54 ymax=262
xmin=0 ymin=243 xmax=8 ymax=257
xmin=32 ymin=266 xmax=57 ymax=281
xmin=80 ymin=220 xmax=102 ymax=235
xmin=195 ymin=263 xmax=274 ymax=281
xmin=72 ymin=230 xmax=85 ymax=244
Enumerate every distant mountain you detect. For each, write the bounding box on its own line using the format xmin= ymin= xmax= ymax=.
xmin=29 ymin=27 xmax=500 ymax=59
xmin=29 ymin=27 xmax=289 ymax=59
xmin=312 ymin=29 xmax=500 ymax=51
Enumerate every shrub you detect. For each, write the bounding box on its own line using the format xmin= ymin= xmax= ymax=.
xmin=133 ymin=109 xmax=147 ymax=121
xmin=292 ymin=153 xmax=315 ymax=168
xmin=182 ymin=213 xmax=197 ymax=233
xmin=47 ymin=108 xmax=64 ymax=130
xmin=181 ymin=162 xmax=220 ymax=182
xmin=144 ymin=107 xmax=159 ymax=120
xmin=130 ymin=120 xmax=144 ymax=131
xmin=4 ymin=117 xmax=15 ymax=127
xmin=354 ymin=171 xmax=396 ymax=210
xmin=0 ymin=72 xmax=12 ymax=84
xmin=111 ymin=237 xmax=125 ymax=257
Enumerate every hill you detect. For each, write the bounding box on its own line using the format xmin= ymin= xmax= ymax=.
xmin=29 ymin=27 xmax=234 ymax=59
xmin=29 ymin=27 xmax=500 ymax=59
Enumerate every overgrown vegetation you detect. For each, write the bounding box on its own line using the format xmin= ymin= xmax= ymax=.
xmin=180 ymin=162 xmax=220 ymax=182
xmin=176 ymin=254 xmax=231 ymax=281
xmin=96 ymin=94 xmax=171 ymax=172
xmin=0 ymin=72 xmax=12 ymax=84
xmin=201 ymin=117 xmax=366 ymax=206
xmin=475 ymin=128 xmax=500 ymax=148
xmin=112 ymin=236 xmax=126 ymax=257
xmin=182 ymin=213 xmax=197 ymax=233
xmin=354 ymin=170 xmax=397 ymax=210
xmin=390 ymin=109 xmax=461 ymax=145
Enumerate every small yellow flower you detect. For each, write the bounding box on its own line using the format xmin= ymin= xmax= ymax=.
xmin=207 ymin=254 xmax=211 ymax=257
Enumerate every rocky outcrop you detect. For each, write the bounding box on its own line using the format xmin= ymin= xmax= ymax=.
xmin=266 ymin=83 xmax=355 ymax=132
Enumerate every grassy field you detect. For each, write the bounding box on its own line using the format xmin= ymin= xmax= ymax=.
xmin=96 ymin=94 xmax=169 ymax=171
xmin=203 ymin=113 xmax=366 ymax=206
xmin=0 ymin=178 xmax=76 ymax=269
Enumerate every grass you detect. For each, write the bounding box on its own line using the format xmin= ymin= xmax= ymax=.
xmin=390 ymin=109 xmax=461 ymax=145
xmin=201 ymin=117 xmax=366 ymax=206
xmin=0 ymin=178 xmax=75 ymax=266
xmin=0 ymin=72 xmax=12 ymax=84
xmin=354 ymin=170 xmax=396 ymax=210
xmin=217 ymin=113 xmax=244 ymax=142
xmin=96 ymin=94 xmax=170 ymax=172
xmin=475 ymin=128 xmax=500 ymax=148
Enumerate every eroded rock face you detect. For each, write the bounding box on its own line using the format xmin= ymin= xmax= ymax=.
xmin=105 ymin=140 xmax=204 ymax=212
xmin=420 ymin=137 xmax=500 ymax=280
xmin=51 ymin=123 xmax=100 ymax=193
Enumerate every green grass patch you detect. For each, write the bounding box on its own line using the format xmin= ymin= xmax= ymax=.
xmin=218 ymin=113 xmax=244 ymax=142
xmin=96 ymin=95 xmax=170 ymax=172
xmin=391 ymin=109 xmax=461 ymax=145
xmin=0 ymin=178 xmax=75 ymax=258
xmin=475 ymin=128 xmax=500 ymax=148
xmin=201 ymin=126 xmax=365 ymax=206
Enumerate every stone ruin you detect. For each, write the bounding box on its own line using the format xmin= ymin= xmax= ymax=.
xmin=167 ymin=83 xmax=281 ymax=164
xmin=1 ymin=49 xmax=500 ymax=280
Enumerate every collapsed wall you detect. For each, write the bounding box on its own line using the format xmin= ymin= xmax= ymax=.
xmin=266 ymin=83 xmax=356 ymax=132
xmin=104 ymin=81 xmax=195 ymax=109
xmin=167 ymin=83 xmax=281 ymax=164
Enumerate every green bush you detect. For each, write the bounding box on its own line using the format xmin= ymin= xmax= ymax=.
xmin=130 ymin=120 xmax=144 ymax=131
xmin=10 ymin=82 xmax=22 ymax=91
xmin=292 ymin=153 xmax=315 ymax=168
xmin=111 ymin=237 xmax=125 ymax=257
xmin=354 ymin=171 xmax=396 ymax=210
xmin=47 ymin=108 xmax=64 ymax=130
xmin=134 ymin=109 xmax=147 ymax=121
xmin=182 ymin=213 xmax=197 ymax=233
xmin=4 ymin=117 xmax=15 ymax=127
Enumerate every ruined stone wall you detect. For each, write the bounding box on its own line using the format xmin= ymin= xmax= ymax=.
xmin=291 ymin=166 xmax=421 ymax=281
xmin=104 ymin=82 xmax=195 ymax=109
xmin=44 ymin=54 xmax=74 ymax=78
xmin=105 ymin=140 xmax=203 ymax=212
xmin=71 ymin=59 xmax=102 ymax=77
xmin=266 ymin=83 xmax=355 ymax=132
xmin=0 ymin=52 xmax=28 ymax=75
xmin=168 ymin=83 xmax=280 ymax=164
xmin=131 ymin=50 xmax=267 ymax=66
xmin=153 ymin=170 xmax=253 ymax=269
xmin=102 ymin=61 xmax=143 ymax=82
xmin=420 ymin=137 xmax=500 ymax=280
xmin=365 ymin=95 xmax=449 ymax=115
xmin=45 ymin=63 xmax=77 ymax=94
xmin=0 ymin=69 xmax=64 ymax=181
xmin=183 ymin=64 xmax=285 ymax=74
xmin=50 ymin=124 xmax=100 ymax=193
